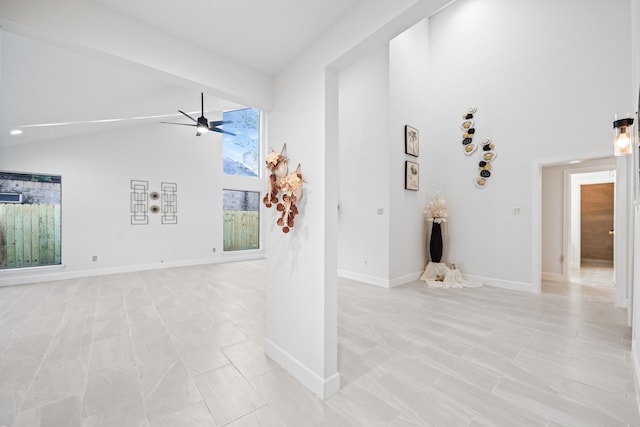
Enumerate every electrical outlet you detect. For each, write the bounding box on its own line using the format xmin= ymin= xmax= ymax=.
xmin=92 ymin=255 xmax=98 ymax=262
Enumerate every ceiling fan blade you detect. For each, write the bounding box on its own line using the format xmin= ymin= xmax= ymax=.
xmin=208 ymin=120 xmax=233 ymax=126
xmin=20 ymin=112 xmax=190 ymax=128
xmin=211 ymin=127 xmax=236 ymax=136
xmin=160 ymin=122 xmax=196 ymax=127
xmin=178 ymin=110 xmax=198 ymax=123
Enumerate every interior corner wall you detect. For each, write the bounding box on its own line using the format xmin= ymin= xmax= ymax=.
xmin=0 ymin=122 xmax=264 ymax=285
xmin=337 ymin=46 xmax=391 ymax=287
xmin=388 ymin=18 xmax=432 ymax=285
xmin=424 ymin=0 xmax=631 ymax=290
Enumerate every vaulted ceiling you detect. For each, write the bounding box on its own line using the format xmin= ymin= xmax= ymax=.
xmin=0 ymin=0 xmax=362 ymax=146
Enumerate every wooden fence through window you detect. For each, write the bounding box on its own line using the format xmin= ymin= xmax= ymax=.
xmin=0 ymin=204 xmax=61 ymax=269
xmin=223 ymin=211 xmax=259 ymax=251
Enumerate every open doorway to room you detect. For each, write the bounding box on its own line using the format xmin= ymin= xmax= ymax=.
xmin=540 ymin=158 xmax=617 ymax=301
xmin=568 ymin=171 xmax=615 ymax=289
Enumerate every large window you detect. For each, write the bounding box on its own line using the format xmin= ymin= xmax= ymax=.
xmin=221 ymin=107 xmax=262 ymax=252
xmin=0 ymin=172 xmax=62 ymax=269
xmin=222 ymin=108 xmax=260 ymax=177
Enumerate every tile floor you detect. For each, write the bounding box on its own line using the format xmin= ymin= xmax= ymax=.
xmin=0 ymin=260 xmax=638 ymax=426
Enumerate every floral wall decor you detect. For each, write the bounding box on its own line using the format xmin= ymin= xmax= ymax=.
xmin=459 ymin=106 xmax=497 ymax=188
xmin=263 ymin=144 xmax=305 ymax=233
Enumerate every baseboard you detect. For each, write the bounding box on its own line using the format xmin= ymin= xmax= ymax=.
xmin=389 ymin=272 xmax=422 ymax=288
xmin=581 ymin=258 xmax=614 ymax=267
xmin=337 ymin=269 xmax=422 ymax=288
xmin=337 ymin=269 xmax=390 ymax=288
xmin=632 ymin=341 xmax=640 ymax=413
xmin=0 ymin=251 xmax=265 ymax=286
xmin=465 ymin=274 xmax=536 ymax=293
xmin=264 ymin=337 xmax=340 ymax=400
xmin=541 ymin=272 xmax=565 ymax=282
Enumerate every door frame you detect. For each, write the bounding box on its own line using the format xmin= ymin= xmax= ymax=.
xmin=564 ymin=167 xmax=616 ymax=284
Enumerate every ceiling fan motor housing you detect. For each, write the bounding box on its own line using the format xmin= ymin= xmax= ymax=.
xmin=196 ymin=116 xmax=209 ymax=135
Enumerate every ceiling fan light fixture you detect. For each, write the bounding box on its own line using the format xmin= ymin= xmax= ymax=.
xmin=196 ymin=116 xmax=209 ymax=136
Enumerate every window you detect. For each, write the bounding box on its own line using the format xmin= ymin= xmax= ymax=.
xmin=223 ymin=190 xmax=260 ymax=251
xmin=221 ymin=107 xmax=262 ymax=252
xmin=0 ymin=172 xmax=62 ymax=269
xmin=222 ymin=108 xmax=260 ymax=177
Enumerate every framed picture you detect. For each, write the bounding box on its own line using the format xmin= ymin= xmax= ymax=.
xmin=405 ymin=125 xmax=419 ymax=157
xmin=405 ymin=161 xmax=419 ymax=191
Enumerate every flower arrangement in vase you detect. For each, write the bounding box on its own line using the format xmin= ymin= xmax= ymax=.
xmin=424 ymin=192 xmax=447 ymax=263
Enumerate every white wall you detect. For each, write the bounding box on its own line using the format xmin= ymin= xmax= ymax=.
xmin=265 ymin=0 xmax=452 ymax=399
xmin=0 ymin=121 xmax=264 ymax=285
xmin=336 ymin=17 xmax=437 ymax=289
xmin=337 ymin=47 xmax=391 ymax=286
xmin=424 ymin=0 xmax=631 ymax=290
xmin=389 ymin=19 xmax=433 ymax=284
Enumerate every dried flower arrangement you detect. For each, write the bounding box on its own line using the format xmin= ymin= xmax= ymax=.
xmin=425 ymin=192 xmax=447 ymax=224
xmin=263 ymin=144 xmax=304 ymax=233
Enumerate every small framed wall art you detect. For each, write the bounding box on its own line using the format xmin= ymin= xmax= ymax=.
xmin=405 ymin=125 xmax=419 ymax=157
xmin=405 ymin=161 xmax=419 ymax=191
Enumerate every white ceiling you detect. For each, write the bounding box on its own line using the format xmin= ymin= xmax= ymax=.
xmin=94 ymin=0 xmax=361 ymax=75
xmin=0 ymin=30 xmax=242 ymax=147
xmin=0 ymin=0 xmax=361 ymax=147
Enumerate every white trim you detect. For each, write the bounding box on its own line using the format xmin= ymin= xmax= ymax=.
xmin=0 ymin=251 xmax=265 ymax=286
xmin=615 ymin=156 xmax=632 ymax=308
xmin=264 ymin=337 xmax=340 ymax=400
xmin=389 ymin=272 xmax=422 ymax=288
xmin=632 ymin=340 xmax=640 ymax=412
xmin=0 ymin=263 xmax=66 ymax=275
xmin=337 ymin=270 xmax=422 ymax=288
xmin=338 ymin=269 xmax=390 ymax=288
xmin=541 ymin=272 xmax=565 ymax=282
xmin=465 ymin=274 xmax=536 ymax=293
xmin=565 ymin=166 xmax=616 ymax=283
xmin=532 ymin=160 xmax=543 ymax=294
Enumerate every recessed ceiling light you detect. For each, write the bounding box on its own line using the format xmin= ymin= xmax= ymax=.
xmin=568 ymin=160 xmax=581 ymax=164
xmin=10 ymin=129 xmax=23 ymax=135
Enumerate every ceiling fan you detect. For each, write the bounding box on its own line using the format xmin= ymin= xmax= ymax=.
xmin=161 ymin=92 xmax=235 ymax=136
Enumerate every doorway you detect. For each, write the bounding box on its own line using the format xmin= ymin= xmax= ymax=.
xmin=569 ymin=176 xmax=615 ymax=288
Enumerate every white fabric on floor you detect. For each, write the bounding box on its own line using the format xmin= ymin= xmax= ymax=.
xmin=419 ymin=262 xmax=481 ymax=288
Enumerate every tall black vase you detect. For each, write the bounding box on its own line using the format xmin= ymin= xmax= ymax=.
xmin=430 ymin=222 xmax=443 ymax=263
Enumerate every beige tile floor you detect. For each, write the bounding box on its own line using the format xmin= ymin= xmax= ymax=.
xmin=0 ymin=260 xmax=638 ymax=426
